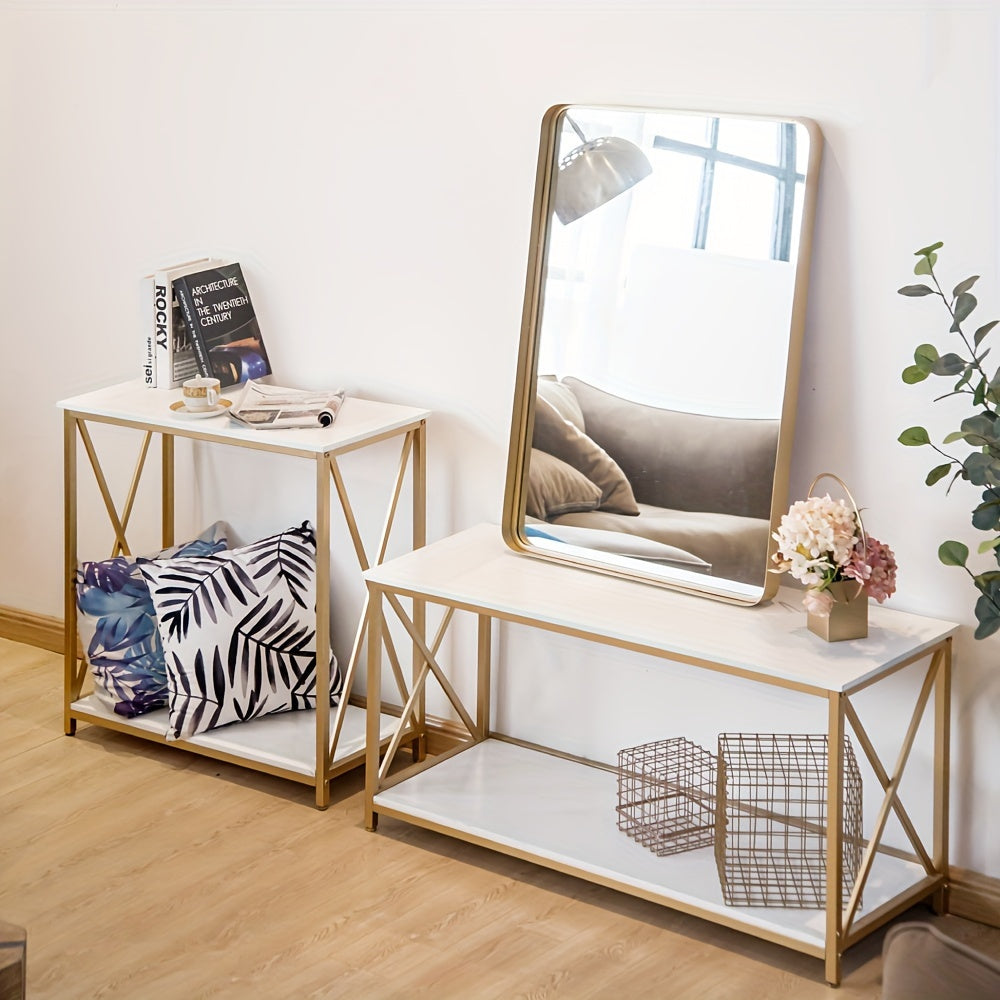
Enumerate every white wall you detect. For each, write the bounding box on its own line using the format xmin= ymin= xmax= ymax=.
xmin=4 ymin=1 xmax=1000 ymax=877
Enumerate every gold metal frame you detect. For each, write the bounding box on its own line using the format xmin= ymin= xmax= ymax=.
xmin=501 ymin=105 xmax=825 ymax=606
xmin=364 ymin=572 xmax=951 ymax=986
xmin=63 ymin=400 xmax=427 ymax=809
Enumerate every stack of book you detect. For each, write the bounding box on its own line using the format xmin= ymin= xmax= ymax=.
xmin=142 ymin=258 xmax=271 ymax=389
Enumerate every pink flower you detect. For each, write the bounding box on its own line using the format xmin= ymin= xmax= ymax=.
xmin=802 ymin=588 xmax=835 ymax=617
xmin=858 ymin=536 xmax=897 ymax=603
xmin=772 ymin=489 xmax=899 ymax=609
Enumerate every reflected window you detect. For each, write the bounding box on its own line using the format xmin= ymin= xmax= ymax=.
xmin=634 ymin=118 xmax=803 ymax=262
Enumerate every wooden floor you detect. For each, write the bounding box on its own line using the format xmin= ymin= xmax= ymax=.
xmin=4 ymin=639 xmax=1000 ymax=999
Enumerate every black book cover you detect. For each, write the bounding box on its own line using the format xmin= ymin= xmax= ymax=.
xmin=173 ymin=262 xmax=271 ymax=387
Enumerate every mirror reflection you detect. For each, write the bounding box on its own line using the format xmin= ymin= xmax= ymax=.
xmin=503 ymin=105 xmax=823 ymax=604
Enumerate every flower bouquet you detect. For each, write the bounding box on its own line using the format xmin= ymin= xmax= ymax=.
xmin=770 ymin=474 xmax=897 ymax=640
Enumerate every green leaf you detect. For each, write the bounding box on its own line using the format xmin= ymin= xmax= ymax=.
xmin=975 ymin=319 xmax=999 ymax=347
xmin=916 ymin=241 xmax=944 ymax=256
xmin=978 ymin=537 xmax=1000 ymax=554
xmin=954 ymin=276 xmax=980 ymax=296
xmin=954 ymin=292 xmax=978 ymax=324
xmin=939 ymin=540 xmax=969 ymax=566
xmin=902 ymin=365 xmax=930 ymax=384
xmin=973 ymin=582 xmax=1000 ymax=638
xmin=960 ymin=414 xmax=997 ymax=441
xmin=913 ymin=344 xmax=939 ymax=372
xmin=943 ymin=430 xmax=968 ymax=443
xmin=926 ymin=463 xmax=952 ymax=486
xmin=899 ymin=426 xmax=931 ymax=446
xmin=964 ymin=452 xmax=1000 ymax=486
xmin=974 ymin=571 xmax=1000 ymax=591
xmin=914 ymin=255 xmax=936 ymax=276
xmin=974 ymin=607 xmax=1000 ymax=639
xmin=898 ymin=283 xmax=935 ymax=296
xmin=932 ymin=352 xmax=966 ymax=376
xmin=975 ymin=379 xmax=987 ymax=406
xmin=973 ymin=497 xmax=1000 ymax=531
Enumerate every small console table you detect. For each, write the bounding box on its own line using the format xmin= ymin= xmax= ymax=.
xmin=363 ymin=523 xmax=957 ymax=985
xmin=60 ymin=378 xmax=429 ymax=808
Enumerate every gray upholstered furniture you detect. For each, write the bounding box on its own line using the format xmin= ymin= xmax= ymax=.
xmin=881 ymin=921 xmax=1000 ymax=999
xmin=528 ymin=377 xmax=779 ymax=586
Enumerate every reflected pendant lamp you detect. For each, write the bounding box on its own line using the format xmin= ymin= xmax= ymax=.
xmin=553 ymin=116 xmax=653 ymax=225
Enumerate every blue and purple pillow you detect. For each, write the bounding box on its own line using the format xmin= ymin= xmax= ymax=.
xmin=75 ymin=522 xmax=229 ymax=717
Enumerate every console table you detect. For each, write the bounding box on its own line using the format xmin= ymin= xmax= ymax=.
xmin=60 ymin=378 xmax=429 ymax=808
xmin=363 ymin=523 xmax=957 ymax=985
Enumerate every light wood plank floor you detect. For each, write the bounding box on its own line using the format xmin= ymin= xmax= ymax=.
xmin=4 ymin=638 xmax=1000 ymax=999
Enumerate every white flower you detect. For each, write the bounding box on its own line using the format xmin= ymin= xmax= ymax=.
xmin=771 ymin=494 xmax=860 ymax=586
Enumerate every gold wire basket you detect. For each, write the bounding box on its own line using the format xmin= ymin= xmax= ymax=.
xmin=715 ymin=733 xmax=863 ymax=908
xmin=616 ymin=737 xmax=717 ymax=856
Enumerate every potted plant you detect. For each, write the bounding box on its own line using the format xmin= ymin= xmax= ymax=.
xmin=898 ymin=241 xmax=1000 ymax=638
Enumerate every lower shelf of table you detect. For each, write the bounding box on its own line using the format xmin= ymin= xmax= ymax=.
xmin=71 ymin=693 xmax=399 ymax=783
xmin=373 ymin=738 xmax=933 ymax=953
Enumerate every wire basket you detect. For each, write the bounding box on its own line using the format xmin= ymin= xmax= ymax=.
xmin=715 ymin=733 xmax=863 ymax=908
xmin=616 ymin=737 xmax=717 ymax=856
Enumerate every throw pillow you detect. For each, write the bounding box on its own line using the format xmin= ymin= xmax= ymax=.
xmin=139 ymin=521 xmax=342 ymax=741
xmin=537 ymin=377 xmax=586 ymax=430
xmin=524 ymin=449 xmax=602 ymax=521
xmin=75 ymin=522 xmax=230 ymax=718
xmin=532 ymin=396 xmax=640 ymax=516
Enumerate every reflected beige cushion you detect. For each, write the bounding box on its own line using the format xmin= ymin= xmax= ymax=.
xmin=552 ymin=503 xmax=770 ymax=586
xmin=537 ymin=376 xmax=586 ymax=430
xmin=524 ymin=449 xmax=602 ymax=521
xmin=882 ymin=922 xmax=1000 ymax=1000
xmin=564 ymin=377 xmax=779 ymax=520
xmin=532 ymin=396 xmax=639 ymax=516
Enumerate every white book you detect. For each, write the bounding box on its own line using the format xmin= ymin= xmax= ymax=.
xmin=150 ymin=257 xmax=214 ymax=389
xmin=140 ymin=272 xmax=156 ymax=387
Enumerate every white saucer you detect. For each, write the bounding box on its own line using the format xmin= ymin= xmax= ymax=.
xmin=169 ymin=398 xmax=233 ymax=419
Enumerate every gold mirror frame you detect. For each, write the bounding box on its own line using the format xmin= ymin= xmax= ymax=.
xmin=502 ymin=104 xmax=824 ymax=605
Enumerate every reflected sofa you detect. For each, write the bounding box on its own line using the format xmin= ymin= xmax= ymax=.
xmin=526 ymin=377 xmax=779 ymax=586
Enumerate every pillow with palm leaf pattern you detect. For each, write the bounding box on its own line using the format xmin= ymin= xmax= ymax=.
xmin=75 ymin=522 xmax=230 ymax=718
xmin=139 ymin=521 xmax=342 ymax=741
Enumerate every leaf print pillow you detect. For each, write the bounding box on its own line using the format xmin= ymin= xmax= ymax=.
xmin=75 ymin=521 xmax=230 ymax=718
xmin=139 ymin=522 xmax=342 ymax=741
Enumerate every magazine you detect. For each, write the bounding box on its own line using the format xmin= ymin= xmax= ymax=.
xmin=229 ymin=380 xmax=346 ymax=429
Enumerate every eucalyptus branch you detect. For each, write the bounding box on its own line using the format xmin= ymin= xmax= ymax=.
xmin=899 ymin=242 xmax=1000 ymax=639
xmin=927 ymin=265 xmax=981 ymax=367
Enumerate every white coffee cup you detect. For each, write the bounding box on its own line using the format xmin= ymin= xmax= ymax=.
xmin=182 ymin=377 xmax=221 ymax=411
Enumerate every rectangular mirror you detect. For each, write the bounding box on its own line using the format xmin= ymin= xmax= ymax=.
xmin=502 ymin=104 xmax=823 ymax=605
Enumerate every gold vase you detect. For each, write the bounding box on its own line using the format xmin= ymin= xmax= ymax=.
xmin=808 ymin=580 xmax=869 ymax=642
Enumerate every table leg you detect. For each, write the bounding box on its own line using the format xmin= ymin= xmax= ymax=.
xmin=63 ymin=412 xmax=77 ymax=736
xmin=933 ymin=637 xmax=952 ymax=914
xmin=477 ymin=615 xmax=491 ymax=741
xmin=365 ymin=586 xmax=384 ymax=832
xmin=411 ymin=421 xmax=427 ymax=761
xmin=315 ymin=452 xmax=332 ymax=810
xmin=161 ymin=432 xmax=174 ymax=550
xmin=825 ymin=692 xmax=845 ymax=987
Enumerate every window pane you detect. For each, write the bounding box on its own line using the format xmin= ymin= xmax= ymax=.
xmin=704 ymin=164 xmax=775 ymax=260
xmin=628 ymin=148 xmax=704 ymax=249
xmin=716 ymin=119 xmax=779 ymax=165
xmin=646 ymin=112 xmax=714 ymax=148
